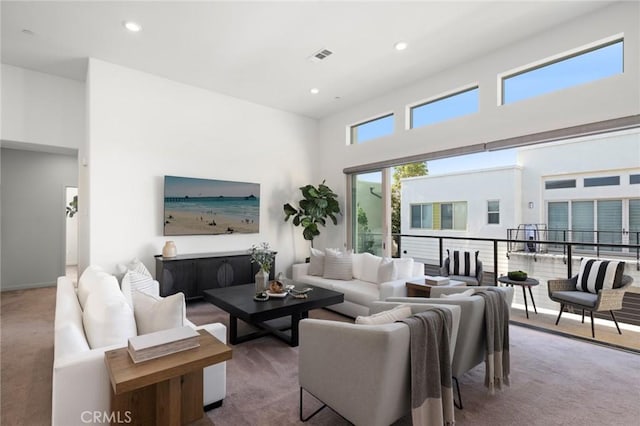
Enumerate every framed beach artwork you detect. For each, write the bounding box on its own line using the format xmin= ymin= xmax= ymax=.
xmin=163 ymin=175 xmax=260 ymax=236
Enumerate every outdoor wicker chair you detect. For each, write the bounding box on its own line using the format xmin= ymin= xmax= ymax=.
xmin=548 ymin=273 xmax=633 ymax=338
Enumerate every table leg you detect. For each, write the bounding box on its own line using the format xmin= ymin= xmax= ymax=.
xmin=527 ymin=286 xmax=537 ymax=314
xmin=155 ymin=376 xmax=181 ymax=426
xmin=229 ymin=315 xmax=238 ymax=345
xmin=290 ymin=312 xmax=303 ymax=347
xmin=522 ymin=286 xmax=529 ymax=319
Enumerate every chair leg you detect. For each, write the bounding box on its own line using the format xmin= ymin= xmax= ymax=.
xmin=555 ymin=304 xmax=565 ymax=325
xmin=453 ymin=376 xmax=463 ymax=410
xmin=590 ymin=311 xmax=595 ymax=338
xmin=610 ymin=311 xmax=622 ymax=335
xmin=299 ymin=388 xmax=327 ymax=422
xmin=581 ymin=309 xmax=585 ymax=324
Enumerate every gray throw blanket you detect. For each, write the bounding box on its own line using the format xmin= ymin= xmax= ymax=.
xmin=475 ymin=289 xmax=510 ymax=394
xmin=398 ymin=308 xmax=455 ymax=426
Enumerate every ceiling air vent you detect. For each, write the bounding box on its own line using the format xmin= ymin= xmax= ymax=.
xmin=309 ymin=48 xmax=333 ymax=63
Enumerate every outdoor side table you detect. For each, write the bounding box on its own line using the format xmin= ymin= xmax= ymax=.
xmin=498 ymin=276 xmax=539 ymax=319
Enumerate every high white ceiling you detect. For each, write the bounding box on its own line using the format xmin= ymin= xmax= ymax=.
xmin=1 ymin=1 xmax=614 ymax=119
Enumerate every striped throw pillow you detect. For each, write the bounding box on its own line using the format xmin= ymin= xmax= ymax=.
xmin=448 ymin=249 xmax=478 ymax=277
xmin=576 ymin=259 xmax=625 ymax=294
xmin=323 ymin=249 xmax=353 ymax=281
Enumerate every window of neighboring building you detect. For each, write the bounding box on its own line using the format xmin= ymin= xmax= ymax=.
xmin=410 ymin=202 xmax=466 ymax=230
xmin=502 ymin=39 xmax=623 ymax=104
xmin=584 ymin=176 xmax=620 ymax=187
xmin=350 ymin=114 xmax=394 ymax=144
xmin=410 ymin=86 xmax=479 ymax=129
xmin=487 ymin=200 xmax=500 ymax=224
xmin=630 ymin=174 xmax=640 ymax=185
xmin=548 ymin=201 xmax=569 ymax=247
xmin=630 ymin=199 xmax=640 ymax=247
xmin=545 ymin=179 xmax=576 ymax=190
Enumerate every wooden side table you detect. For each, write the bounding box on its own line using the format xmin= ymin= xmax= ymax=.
xmin=405 ymin=278 xmax=466 ymax=298
xmin=104 ymin=329 xmax=232 ymax=426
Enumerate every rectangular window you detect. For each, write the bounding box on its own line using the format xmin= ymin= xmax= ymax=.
xmin=410 ymin=204 xmax=433 ymax=229
xmin=630 ymin=199 xmax=640 ymax=248
xmin=410 ymin=87 xmax=479 ymax=129
xmin=502 ymin=39 xmax=623 ymax=104
xmin=350 ymin=114 xmax=394 ymax=144
xmin=545 ymin=179 xmax=576 ymax=190
xmin=584 ymin=176 xmax=620 ymax=187
xmin=548 ymin=202 xmax=569 ymax=247
xmin=572 ymin=201 xmax=594 ymax=249
xmin=487 ymin=200 xmax=500 ymax=224
xmin=630 ymin=174 xmax=640 ymax=185
xmin=598 ymin=200 xmax=622 ymax=251
xmin=440 ymin=202 xmax=467 ymax=230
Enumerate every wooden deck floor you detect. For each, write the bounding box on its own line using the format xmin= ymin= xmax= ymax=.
xmin=509 ymin=304 xmax=640 ymax=352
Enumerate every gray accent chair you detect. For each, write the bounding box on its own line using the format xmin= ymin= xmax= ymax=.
xmin=439 ymin=258 xmax=484 ymax=286
xmin=548 ymin=274 xmax=633 ymax=338
xmin=298 ymin=303 xmax=461 ymax=426
xmin=386 ymin=285 xmax=514 ymax=408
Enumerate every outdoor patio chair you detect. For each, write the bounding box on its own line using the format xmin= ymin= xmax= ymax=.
xmin=440 ymin=250 xmax=484 ymax=286
xmin=548 ymin=259 xmax=633 ymax=338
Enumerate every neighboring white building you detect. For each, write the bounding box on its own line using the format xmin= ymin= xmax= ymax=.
xmin=400 ymin=129 xmax=640 ymax=304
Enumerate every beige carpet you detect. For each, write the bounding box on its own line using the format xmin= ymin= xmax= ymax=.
xmin=2 ymin=287 xmax=640 ymax=425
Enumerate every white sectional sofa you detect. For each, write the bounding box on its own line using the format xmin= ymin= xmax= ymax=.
xmin=292 ymin=251 xmax=425 ymax=317
xmin=52 ymin=266 xmax=227 ymax=426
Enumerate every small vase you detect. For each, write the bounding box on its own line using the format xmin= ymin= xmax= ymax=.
xmin=255 ymin=269 xmax=269 ymax=294
xmin=162 ymin=241 xmax=177 ymax=258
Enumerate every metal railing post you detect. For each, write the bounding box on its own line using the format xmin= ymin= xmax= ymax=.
xmin=439 ymin=238 xmax=443 ymax=267
xmin=567 ymin=243 xmax=573 ymax=278
xmin=493 ymin=240 xmax=498 ymax=285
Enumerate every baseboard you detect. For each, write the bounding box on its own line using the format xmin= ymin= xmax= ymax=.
xmin=204 ymin=399 xmax=223 ymax=411
xmin=1 ymin=281 xmax=55 ymax=292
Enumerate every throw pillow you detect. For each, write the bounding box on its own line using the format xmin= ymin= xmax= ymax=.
xmin=116 ymin=258 xmax=152 ymax=282
xmin=377 ymin=257 xmax=396 ymax=283
xmin=393 ymin=257 xmax=415 ymax=279
xmin=77 ymin=269 xmax=120 ymax=310
xmin=352 ymin=253 xmax=365 ymax=280
xmin=323 ymin=249 xmax=353 ymax=281
xmin=361 ymin=252 xmax=382 ymax=284
xmin=355 ymin=305 xmax=412 ymax=325
xmin=307 ymin=248 xmax=325 ymax=276
xmin=132 ymin=290 xmax=186 ymax=335
xmin=576 ymin=259 xmax=625 ymax=294
xmin=448 ymin=249 xmax=478 ymax=277
xmin=121 ymin=271 xmax=160 ymax=307
xmin=440 ymin=289 xmax=476 ymax=298
xmin=82 ymin=286 xmax=137 ymax=349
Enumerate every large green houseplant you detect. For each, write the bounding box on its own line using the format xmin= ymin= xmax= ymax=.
xmin=283 ymin=180 xmax=341 ymax=245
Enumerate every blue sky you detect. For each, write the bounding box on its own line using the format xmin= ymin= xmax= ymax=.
xmin=165 ymin=176 xmax=259 ymax=198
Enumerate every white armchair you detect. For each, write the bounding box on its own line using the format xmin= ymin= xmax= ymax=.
xmin=298 ymin=303 xmax=461 ymax=426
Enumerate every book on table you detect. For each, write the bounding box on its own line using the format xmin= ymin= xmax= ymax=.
xmin=128 ymin=326 xmax=200 ymax=363
xmin=424 ymin=276 xmax=450 ymax=286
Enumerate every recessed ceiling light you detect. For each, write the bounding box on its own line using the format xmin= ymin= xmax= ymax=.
xmin=394 ymin=41 xmax=408 ymax=51
xmin=123 ymin=21 xmax=142 ymax=32
xmin=310 ymin=88 xmax=320 ymax=95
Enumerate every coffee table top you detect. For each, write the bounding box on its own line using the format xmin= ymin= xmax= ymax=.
xmin=203 ymin=283 xmax=343 ymax=322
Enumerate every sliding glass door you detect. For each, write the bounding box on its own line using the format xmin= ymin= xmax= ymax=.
xmin=351 ymin=171 xmax=388 ymax=256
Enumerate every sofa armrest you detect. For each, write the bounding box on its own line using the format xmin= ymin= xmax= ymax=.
xmin=292 ymin=263 xmax=310 ymax=281
xmin=191 ymin=322 xmax=228 ymax=405
xmin=378 ymin=278 xmax=413 ymax=300
xmin=299 ymin=319 xmax=410 ymax=425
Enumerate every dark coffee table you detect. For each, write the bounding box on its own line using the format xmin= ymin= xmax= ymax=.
xmin=203 ymin=283 xmax=343 ymax=347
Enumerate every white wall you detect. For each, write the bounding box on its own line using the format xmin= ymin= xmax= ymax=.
xmin=1 ymin=148 xmax=78 ymax=290
xmin=84 ymin=59 xmax=317 ymax=276
xmin=1 ymin=64 xmax=85 ymax=150
xmin=316 ymin=1 xmax=640 ymax=249
xmin=518 ymin=130 xmax=640 ymax=225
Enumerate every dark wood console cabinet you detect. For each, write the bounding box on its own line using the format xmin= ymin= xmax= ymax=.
xmin=155 ymin=251 xmax=275 ymax=300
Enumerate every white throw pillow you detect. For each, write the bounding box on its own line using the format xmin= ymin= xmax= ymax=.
xmin=121 ymin=271 xmax=160 ymax=307
xmin=361 ymin=252 xmax=382 ymax=284
xmin=440 ymin=289 xmax=476 ymax=298
xmin=393 ymin=258 xmax=415 ymax=279
xmin=352 ymin=253 xmax=365 ymax=279
xmin=77 ymin=269 xmax=120 ymax=310
xmin=82 ymin=287 xmax=137 ymax=349
xmin=355 ymin=305 xmax=413 ymax=325
xmin=323 ymin=249 xmax=353 ymax=281
xmin=132 ymin=291 xmax=186 ymax=335
xmin=307 ymin=248 xmax=325 ymax=276
xmin=377 ymin=258 xmax=396 ymax=283
xmin=116 ymin=258 xmax=152 ymax=282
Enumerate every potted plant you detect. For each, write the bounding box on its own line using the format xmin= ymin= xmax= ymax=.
xmin=250 ymin=242 xmax=276 ymax=294
xmin=283 ymin=180 xmax=341 ymax=246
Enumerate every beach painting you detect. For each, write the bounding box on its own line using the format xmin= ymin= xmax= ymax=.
xmin=163 ymin=175 xmax=260 ymax=236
